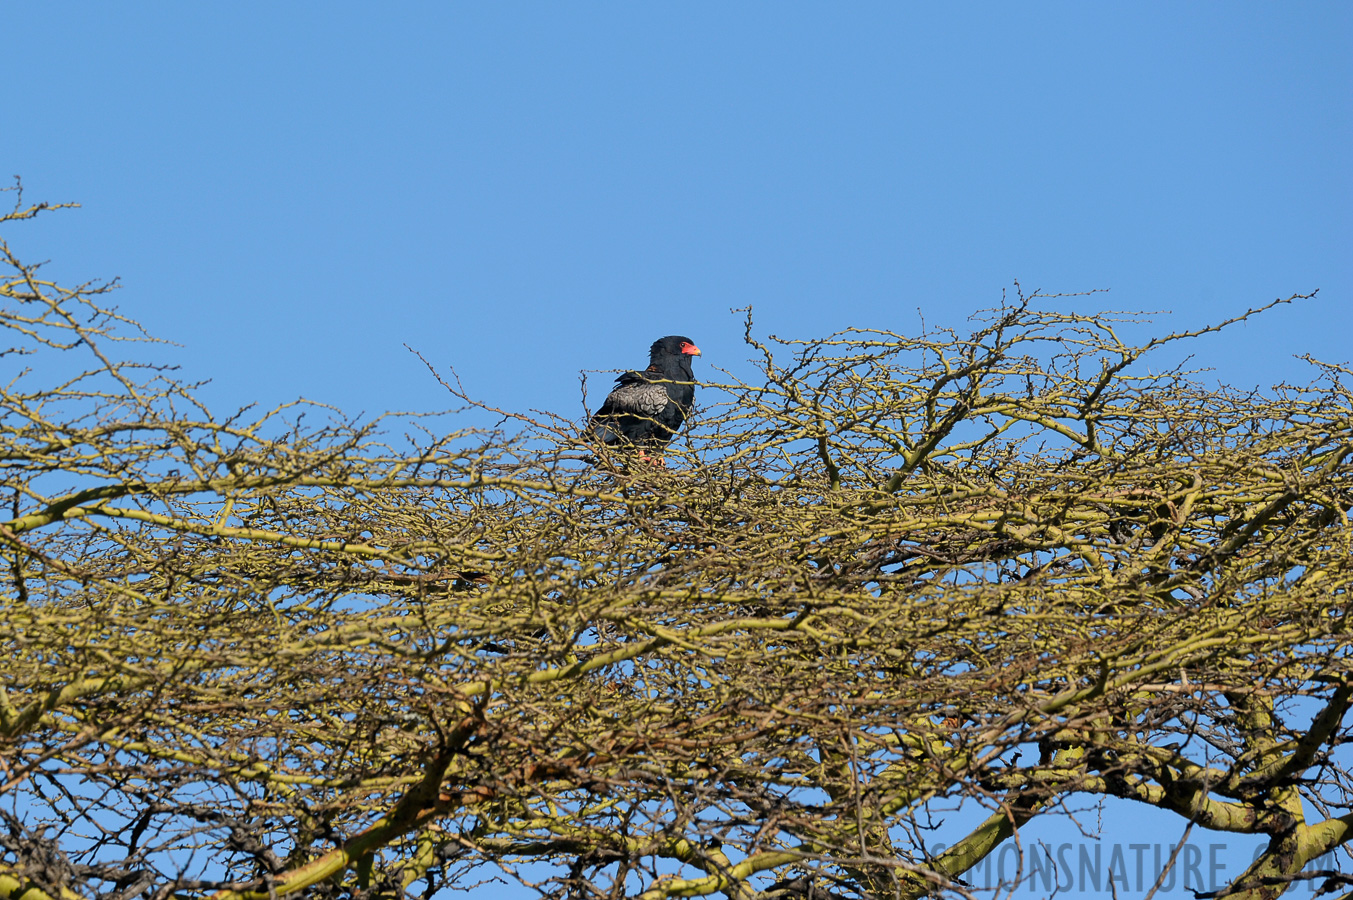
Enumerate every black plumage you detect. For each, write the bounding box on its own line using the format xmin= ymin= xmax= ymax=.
xmin=589 ymin=335 xmax=701 ymax=456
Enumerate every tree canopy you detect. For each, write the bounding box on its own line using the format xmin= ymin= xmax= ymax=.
xmin=3 ymin=193 xmax=1351 ymax=900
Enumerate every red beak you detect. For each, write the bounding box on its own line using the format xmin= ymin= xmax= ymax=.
xmin=681 ymin=342 xmax=702 ymax=356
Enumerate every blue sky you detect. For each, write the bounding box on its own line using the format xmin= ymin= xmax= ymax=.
xmin=6 ymin=3 xmax=1350 ymax=894
xmin=8 ymin=4 xmax=1349 ymax=420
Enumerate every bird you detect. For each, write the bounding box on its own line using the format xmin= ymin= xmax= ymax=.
xmin=589 ymin=335 xmax=701 ymax=464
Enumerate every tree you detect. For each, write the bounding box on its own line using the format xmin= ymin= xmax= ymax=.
xmin=2 ymin=190 xmax=1351 ymax=900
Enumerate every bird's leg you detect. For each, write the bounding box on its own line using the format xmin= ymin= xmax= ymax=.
xmin=637 ymin=449 xmax=667 ymax=468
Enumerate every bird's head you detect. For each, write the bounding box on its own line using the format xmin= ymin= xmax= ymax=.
xmin=650 ymin=335 xmax=702 ymax=361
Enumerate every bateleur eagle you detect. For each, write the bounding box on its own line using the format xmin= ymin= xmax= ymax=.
xmin=589 ymin=335 xmax=701 ymax=459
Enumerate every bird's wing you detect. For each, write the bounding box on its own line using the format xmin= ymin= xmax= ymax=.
xmin=589 ymin=374 xmax=676 ymax=445
xmin=597 ymin=373 xmax=671 ymax=419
